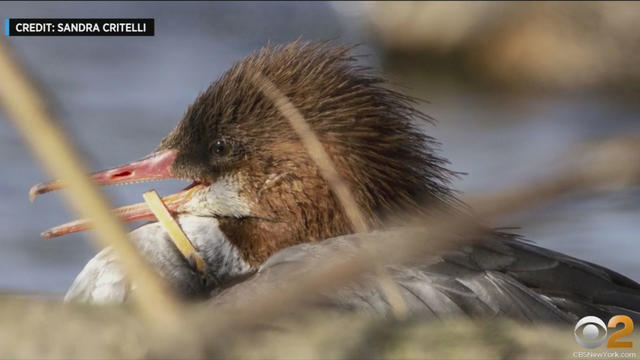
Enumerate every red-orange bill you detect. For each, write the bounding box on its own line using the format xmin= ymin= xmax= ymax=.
xmin=29 ymin=149 xmax=205 ymax=238
xmin=29 ymin=150 xmax=178 ymax=202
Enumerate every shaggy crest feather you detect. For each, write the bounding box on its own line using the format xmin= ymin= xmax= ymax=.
xmin=159 ymin=41 xmax=458 ymax=264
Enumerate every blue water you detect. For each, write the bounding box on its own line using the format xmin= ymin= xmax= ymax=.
xmin=0 ymin=2 xmax=638 ymax=294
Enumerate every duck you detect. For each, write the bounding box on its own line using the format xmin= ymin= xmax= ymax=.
xmin=30 ymin=41 xmax=640 ymax=323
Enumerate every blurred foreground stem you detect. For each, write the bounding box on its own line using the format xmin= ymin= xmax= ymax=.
xmin=0 ymin=40 xmax=184 ymax=331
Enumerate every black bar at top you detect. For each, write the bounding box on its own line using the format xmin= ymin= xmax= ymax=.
xmin=7 ymin=18 xmax=154 ymax=36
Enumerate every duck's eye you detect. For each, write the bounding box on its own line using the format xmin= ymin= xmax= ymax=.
xmin=211 ymin=139 xmax=231 ymax=157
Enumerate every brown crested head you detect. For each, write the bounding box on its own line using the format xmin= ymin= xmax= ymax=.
xmin=154 ymin=41 xmax=458 ymax=265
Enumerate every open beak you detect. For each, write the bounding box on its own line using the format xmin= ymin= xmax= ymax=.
xmin=29 ymin=149 xmax=206 ymax=238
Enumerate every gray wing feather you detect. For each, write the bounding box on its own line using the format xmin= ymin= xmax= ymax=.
xmin=211 ymin=229 xmax=640 ymax=323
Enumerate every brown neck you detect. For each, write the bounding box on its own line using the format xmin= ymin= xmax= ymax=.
xmin=217 ymin=212 xmax=352 ymax=267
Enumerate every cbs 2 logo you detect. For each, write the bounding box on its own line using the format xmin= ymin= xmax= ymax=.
xmin=574 ymin=315 xmax=634 ymax=349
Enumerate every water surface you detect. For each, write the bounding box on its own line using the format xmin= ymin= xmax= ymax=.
xmin=0 ymin=2 xmax=638 ymax=294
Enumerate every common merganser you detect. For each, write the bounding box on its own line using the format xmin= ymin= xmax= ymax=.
xmin=31 ymin=42 xmax=640 ymax=322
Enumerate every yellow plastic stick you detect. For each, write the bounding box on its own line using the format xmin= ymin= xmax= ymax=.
xmin=142 ymin=190 xmax=207 ymax=274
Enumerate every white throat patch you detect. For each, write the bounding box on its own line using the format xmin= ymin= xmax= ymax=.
xmin=183 ymin=175 xmax=253 ymax=218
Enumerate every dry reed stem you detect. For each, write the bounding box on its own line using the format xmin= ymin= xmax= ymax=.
xmin=0 ymin=40 xmax=184 ymax=331
xmin=250 ymin=72 xmax=409 ymax=319
xmin=251 ymin=72 xmax=368 ymax=233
